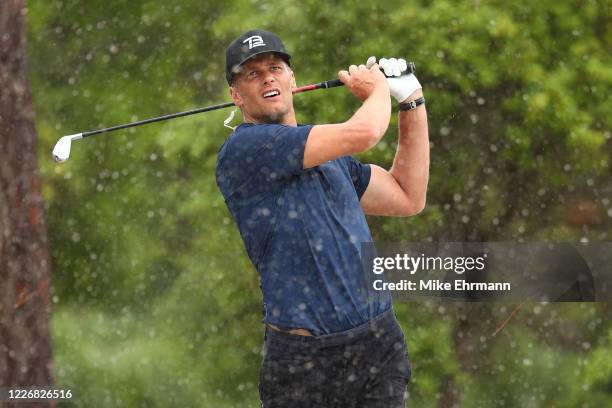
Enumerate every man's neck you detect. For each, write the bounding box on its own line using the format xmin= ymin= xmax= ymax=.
xmin=243 ymin=112 xmax=297 ymax=127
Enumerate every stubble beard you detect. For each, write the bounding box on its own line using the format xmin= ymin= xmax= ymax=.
xmin=254 ymin=104 xmax=290 ymax=125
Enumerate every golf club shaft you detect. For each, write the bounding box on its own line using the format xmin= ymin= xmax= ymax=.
xmin=81 ymin=101 xmax=235 ymax=138
xmin=79 ymin=80 xmax=340 ymax=139
xmin=78 ymin=62 xmax=415 ymax=138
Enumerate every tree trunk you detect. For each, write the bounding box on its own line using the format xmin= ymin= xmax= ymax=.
xmin=0 ymin=0 xmax=55 ymax=401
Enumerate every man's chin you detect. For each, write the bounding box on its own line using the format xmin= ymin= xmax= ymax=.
xmin=260 ymin=116 xmax=285 ymax=125
xmin=256 ymin=109 xmax=289 ymax=124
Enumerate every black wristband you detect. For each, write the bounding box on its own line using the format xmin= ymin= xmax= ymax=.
xmin=398 ymin=96 xmax=426 ymax=111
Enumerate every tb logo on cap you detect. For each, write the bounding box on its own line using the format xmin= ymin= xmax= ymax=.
xmin=243 ymin=35 xmax=266 ymax=49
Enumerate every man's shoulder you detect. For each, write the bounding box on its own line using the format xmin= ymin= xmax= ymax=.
xmin=217 ymin=122 xmax=314 ymax=175
xmin=217 ymin=124 xmax=256 ymax=162
xmin=220 ymin=123 xmax=313 ymax=155
xmin=217 ymin=124 xmax=278 ymax=166
xmin=221 ymin=123 xmax=276 ymax=150
xmin=233 ymin=122 xmax=312 ymax=136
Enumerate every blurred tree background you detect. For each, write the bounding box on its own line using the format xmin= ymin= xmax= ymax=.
xmin=23 ymin=0 xmax=611 ymax=406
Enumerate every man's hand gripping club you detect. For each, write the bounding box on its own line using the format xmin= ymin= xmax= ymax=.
xmin=366 ymin=56 xmax=422 ymax=103
xmin=301 ymin=61 xmax=392 ymax=168
xmin=336 ymin=62 xmax=391 ymax=151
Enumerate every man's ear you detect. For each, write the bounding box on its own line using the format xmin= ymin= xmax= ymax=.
xmin=229 ymin=85 xmax=243 ymax=106
xmin=290 ymin=69 xmax=297 ymax=89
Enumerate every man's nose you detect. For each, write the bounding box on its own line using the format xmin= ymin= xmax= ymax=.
xmin=262 ymin=72 xmax=276 ymax=85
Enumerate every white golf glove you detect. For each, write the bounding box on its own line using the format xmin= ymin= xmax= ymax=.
xmin=367 ymin=56 xmax=421 ymax=103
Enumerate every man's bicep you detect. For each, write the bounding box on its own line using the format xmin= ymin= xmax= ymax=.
xmin=360 ymin=164 xmax=420 ymax=217
xmin=303 ymin=122 xmax=376 ymax=169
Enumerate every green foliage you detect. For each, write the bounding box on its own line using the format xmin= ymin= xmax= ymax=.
xmin=580 ymin=328 xmax=612 ymax=406
xmin=26 ymin=0 xmax=612 ymax=406
xmin=53 ymin=307 xmax=258 ymax=407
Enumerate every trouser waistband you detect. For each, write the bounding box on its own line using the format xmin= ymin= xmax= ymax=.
xmin=266 ymin=323 xmax=314 ymax=336
xmin=264 ymin=308 xmax=399 ymax=348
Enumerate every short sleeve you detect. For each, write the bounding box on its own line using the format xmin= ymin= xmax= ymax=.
xmin=217 ymin=124 xmax=312 ymax=198
xmin=345 ymin=156 xmax=371 ymax=199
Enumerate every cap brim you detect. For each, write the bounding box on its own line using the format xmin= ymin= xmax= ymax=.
xmin=231 ymin=51 xmax=291 ymax=76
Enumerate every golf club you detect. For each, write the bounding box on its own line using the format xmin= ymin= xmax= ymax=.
xmin=52 ymin=62 xmax=415 ymax=163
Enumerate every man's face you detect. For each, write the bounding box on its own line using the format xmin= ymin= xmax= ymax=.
xmin=229 ymin=53 xmax=296 ymax=125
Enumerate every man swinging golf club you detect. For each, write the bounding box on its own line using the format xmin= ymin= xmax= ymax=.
xmin=216 ymin=29 xmax=429 ymax=407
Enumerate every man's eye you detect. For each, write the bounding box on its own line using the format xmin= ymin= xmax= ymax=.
xmin=271 ymin=66 xmax=282 ymax=71
xmin=248 ymin=71 xmax=257 ymax=78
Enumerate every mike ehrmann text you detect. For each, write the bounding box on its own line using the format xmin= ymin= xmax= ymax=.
xmin=373 ymin=279 xmax=511 ymax=292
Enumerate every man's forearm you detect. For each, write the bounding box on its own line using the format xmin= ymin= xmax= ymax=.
xmin=389 ymin=89 xmax=430 ymax=210
xmin=349 ymin=85 xmax=392 ymax=139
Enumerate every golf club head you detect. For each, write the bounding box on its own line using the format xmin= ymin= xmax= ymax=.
xmin=52 ymin=133 xmax=82 ymax=163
